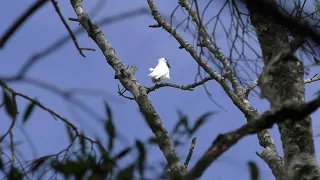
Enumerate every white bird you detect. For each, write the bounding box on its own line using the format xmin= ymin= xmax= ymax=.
xmin=148 ymin=57 xmax=171 ymax=84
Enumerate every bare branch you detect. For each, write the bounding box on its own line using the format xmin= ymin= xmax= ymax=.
xmin=146 ymin=76 xmax=214 ymax=93
xmin=245 ymin=74 xmax=320 ymax=98
xmin=14 ymin=7 xmax=148 ymax=78
xmin=0 ymin=81 xmax=78 ymax=132
xmin=240 ymin=0 xmax=320 ymax=45
xmin=178 ymin=0 xmax=242 ymax=95
xmin=70 ymin=0 xmax=186 ymax=177
xmin=186 ymin=96 xmax=320 ymax=179
xmin=184 ymin=137 xmax=197 ymax=169
xmin=305 ymin=74 xmax=320 ymax=84
xmin=244 ymin=79 xmax=258 ymax=99
xmin=117 ymin=85 xmax=135 ymax=100
xmin=146 ymin=0 xmax=239 ymax=107
xmin=0 ymin=0 xmax=49 ymax=48
xmin=148 ymin=1 xmax=281 ymax=177
xmin=50 ymin=0 xmax=94 ymax=57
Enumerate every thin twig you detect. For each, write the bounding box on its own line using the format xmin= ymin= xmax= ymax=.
xmin=184 ymin=137 xmax=197 ymax=168
xmin=178 ymin=0 xmax=242 ymax=95
xmin=245 ymin=74 xmax=320 ymax=98
xmin=50 ymin=0 xmax=94 ymax=57
xmin=9 ymin=130 xmax=15 ymax=163
xmin=0 ymin=113 xmax=16 ymax=143
xmin=146 ymin=76 xmax=214 ymax=93
xmin=117 ymin=85 xmax=134 ymax=100
xmin=0 ymin=81 xmax=78 ymax=132
xmin=0 ymin=0 xmax=49 ymax=48
xmin=13 ymin=7 xmax=148 ymax=77
xmin=242 ymin=0 xmax=320 ymax=45
xmin=304 ymin=74 xmax=320 ymax=84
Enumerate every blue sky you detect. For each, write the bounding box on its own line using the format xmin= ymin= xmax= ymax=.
xmin=0 ymin=0 xmax=320 ymax=179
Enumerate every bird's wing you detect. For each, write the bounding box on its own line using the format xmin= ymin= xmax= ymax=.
xmin=154 ymin=66 xmax=169 ymax=79
xmin=149 ymin=68 xmax=154 ymax=72
xmin=165 ymin=72 xmax=170 ymax=79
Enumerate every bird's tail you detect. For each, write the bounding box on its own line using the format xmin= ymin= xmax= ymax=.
xmin=148 ymin=72 xmax=155 ymax=78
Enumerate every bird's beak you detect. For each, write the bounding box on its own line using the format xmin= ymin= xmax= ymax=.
xmin=166 ymin=62 xmax=171 ymax=68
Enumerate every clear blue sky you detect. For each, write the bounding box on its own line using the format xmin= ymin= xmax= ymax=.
xmin=0 ymin=0 xmax=319 ymax=180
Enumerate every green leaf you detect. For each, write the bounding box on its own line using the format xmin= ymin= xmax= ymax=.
xmin=8 ymin=166 xmax=23 ymax=180
xmin=189 ymin=112 xmax=214 ymax=136
xmin=116 ymin=164 xmax=135 ymax=180
xmin=23 ymin=101 xmax=36 ymax=124
xmin=104 ymin=102 xmax=116 ymax=153
xmin=113 ymin=147 xmax=132 ymax=161
xmin=313 ymin=57 xmax=320 ymax=66
xmin=106 ymin=120 xmax=115 ymax=152
xmin=172 ymin=110 xmax=189 ymax=135
xmin=3 ymin=90 xmax=17 ymax=119
xmin=80 ymin=134 xmax=86 ymax=154
xmin=248 ymin=161 xmax=259 ymax=180
xmin=52 ymin=159 xmax=87 ymax=178
xmin=104 ymin=102 xmax=113 ymax=122
xmin=0 ymin=156 xmax=3 ymax=170
xmin=100 ymin=152 xmax=115 ymax=174
xmin=135 ymin=140 xmax=146 ymax=177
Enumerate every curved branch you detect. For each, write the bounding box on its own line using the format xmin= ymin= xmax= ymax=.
xmin=186 ymin=96 xmax=320 ymax=179
xmin=146 ymin=76 xmax=214 ymax=93
xmin=0 ymin=0 xmax=49 ymax=48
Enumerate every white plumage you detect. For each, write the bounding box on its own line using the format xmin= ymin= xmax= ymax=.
xmin=148 ymin=58 xmax=171 ymax=84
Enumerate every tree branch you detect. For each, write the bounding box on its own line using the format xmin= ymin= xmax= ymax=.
xmin=147 ymin=1 xmax=281 ymax=178
xmin=178 ymin=0 xmax=242 ymax=95
xmin=146 ymin=76 xmax=214 ymax=93
xmin=13 ymin=7 xmax=148 ymax=78
xmin=0 ymin=0 xmax=49 ymax=48
xmin=239 ymin=0 xmax=320 ymax=45
xmin=147 ymin=0 xmax=240 ymax=111
xmin=69 ymin=0 xmax=185 ymax=177
xmin=50 ymin=0 xmax=95 ymax=57
xmin=245 ymin=74 xmax=320 ymax=98
xmin=0 ymin=81 xmax=78 ymax=132
xmin=184 ymin=137 xmax=197 ymax=169
xmin=186 ymin=96 xmax=320 ymax=179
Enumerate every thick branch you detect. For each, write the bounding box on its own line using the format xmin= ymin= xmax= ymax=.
xmin=186 ymin=96 xmax=320 ymax=179
xmin=238 ymin=0 xmax=320 ymax=45
xmin=69 ymin=0 xmax=185 ymax=177
xmin=147 ymin=1 xmax=281 ymax=178
xmin=247 ymin=1 xmax=317 ymax=179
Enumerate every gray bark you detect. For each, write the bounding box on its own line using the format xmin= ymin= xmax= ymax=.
xmin=246 ymin=0 xmax=319 ymax=179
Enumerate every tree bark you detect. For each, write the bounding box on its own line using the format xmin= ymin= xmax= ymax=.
xmin=246 ymin=0 xmax=318 ymax=179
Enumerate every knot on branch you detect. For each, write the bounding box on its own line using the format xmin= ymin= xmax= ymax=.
xmin=114 ymin=65 xmax=137 ymax=80
xmin=286 ymin=153 xmax=320 ymax=180
xmin=78 ymin=13 xmax=97 ymax=37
